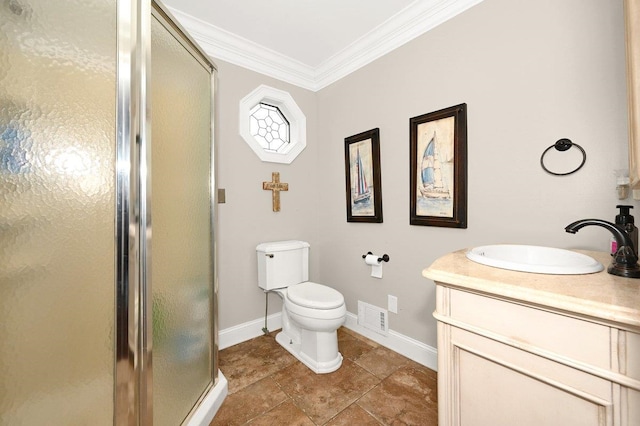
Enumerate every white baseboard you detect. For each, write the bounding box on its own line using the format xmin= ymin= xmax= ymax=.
xmin=218 ymin=311 xmax=438 ymax=371
xmin=219 ymin=313 xmax=282 ymax=350
xmin=343 ymin=312 xmax=438 ymax=371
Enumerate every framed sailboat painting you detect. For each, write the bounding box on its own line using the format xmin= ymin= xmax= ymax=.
xmin=410 ymin=104 xmax=467 ymax=228
xmin=344 ymin=128 xmax=383 ymax=223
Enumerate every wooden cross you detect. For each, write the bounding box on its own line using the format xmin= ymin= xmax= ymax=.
xmin=262 ymin=172 xmax=289 ymax=212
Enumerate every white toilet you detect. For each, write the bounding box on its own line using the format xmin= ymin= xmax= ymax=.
xmin=257 ymin=240 xmax=346 ymax=374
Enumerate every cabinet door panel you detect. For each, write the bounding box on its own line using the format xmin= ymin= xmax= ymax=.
xmin=624 ymin=331 xmax=640 ymax=381
xmin=451 ymin=328 xmax=612 ymax=426
xmin=628 ymin=388 xmax=640 ymax=426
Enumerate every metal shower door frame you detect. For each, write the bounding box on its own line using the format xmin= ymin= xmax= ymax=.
xmin=115 ymin=1 xmax=218 ymax=424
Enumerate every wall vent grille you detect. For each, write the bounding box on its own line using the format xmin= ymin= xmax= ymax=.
xmin=357 ymin=301 xmax=388 ymax=336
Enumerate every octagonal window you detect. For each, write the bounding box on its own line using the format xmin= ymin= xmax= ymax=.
xmin=239 ymin=85 xmax=306 ymax=164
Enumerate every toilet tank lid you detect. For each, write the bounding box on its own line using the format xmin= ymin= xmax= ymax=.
xmin=287 ymin=282 xmax=344 ymax=309
xmin=256 ymin=240 xmax=310 ymax=252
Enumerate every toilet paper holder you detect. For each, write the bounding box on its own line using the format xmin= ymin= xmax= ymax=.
xmin=362 ymin=252 xmax=390 ymax=263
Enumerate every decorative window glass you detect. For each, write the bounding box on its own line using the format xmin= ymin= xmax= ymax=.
xmin=249 ymin=103 xmax=290 ymax=153
xmin=239 ymin=85 xmax=306 ymax=164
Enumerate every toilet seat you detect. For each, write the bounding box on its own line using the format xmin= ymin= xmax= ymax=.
xmin=287 ymin=281 xmax=344 ymax=310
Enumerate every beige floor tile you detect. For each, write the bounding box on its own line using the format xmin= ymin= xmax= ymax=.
xmin=273 ymin=359 xmax=380 ymax=425
xmin=210 ymin=377 xmax=289 ymax=426
xmin=339 ymin=327 xmax=380 ymax=348
xmin=357 ymin=365 xmax=438 ymax=425
xmin=246 ymin=400 xmax=314 ymax=426
xmin=212 ymin=327 xmax=438 ymax=425
xmin=355 ymin=345 xmax=414 ymax=379
xmin=324 ymin=403 xmax=383 ymax=425
xmin=219 ymin=334 xmax=297 ymax=394
xmin=337 ymin=329 xmax=376 ymax=361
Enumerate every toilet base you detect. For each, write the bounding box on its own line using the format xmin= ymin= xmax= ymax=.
xmin=275 ymin=330 xmax=343 ymax=374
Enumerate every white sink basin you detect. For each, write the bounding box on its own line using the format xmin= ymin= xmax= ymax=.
xmin=466 ymin=244 xmax=604 ymax=275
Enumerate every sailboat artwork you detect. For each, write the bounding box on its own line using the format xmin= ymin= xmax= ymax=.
xmin=345 ymin=128 xmax=382 ymax=223
xmin=410 ymin=104 xmax=466 ymax=228
xmin=420 ymin=131 xmax=450 ymax=199
xmin=413 ymin=115 xmax=456 ymax=220
xmin=353 ymin=148 xmax=371 ymax=204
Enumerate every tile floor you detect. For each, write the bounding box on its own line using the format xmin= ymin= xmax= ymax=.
xmin=210 ymin=327 xmax=438 ymax=425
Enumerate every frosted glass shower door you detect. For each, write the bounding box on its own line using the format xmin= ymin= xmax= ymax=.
xmin=0 ymin=0 xmax=116 ymax=424
xmin=150 ymin=11 xmax=215 ymax=425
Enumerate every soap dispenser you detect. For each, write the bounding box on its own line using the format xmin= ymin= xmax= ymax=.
xmin=613 ymin=205 xmax=638 ymax=254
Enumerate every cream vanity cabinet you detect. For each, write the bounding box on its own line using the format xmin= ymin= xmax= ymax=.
xmin=424 ymin=250 xmax=640 ymax=426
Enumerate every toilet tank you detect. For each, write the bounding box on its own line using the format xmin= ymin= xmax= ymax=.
xmin=256 ymin=240 xmax=310 ymax=290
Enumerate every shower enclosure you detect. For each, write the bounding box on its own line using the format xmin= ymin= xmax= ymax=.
xmin=0 ymin=0 xmax=224 ymax=424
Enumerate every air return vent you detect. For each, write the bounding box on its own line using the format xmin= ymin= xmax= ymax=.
xmin=357 ymin=301 xmax=388 ymax=336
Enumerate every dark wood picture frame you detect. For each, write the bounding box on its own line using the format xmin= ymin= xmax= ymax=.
xmin=344 ymin=128 xmax=383 ymax=223
xmin=410 ymin=104 xmax=467 ymax=228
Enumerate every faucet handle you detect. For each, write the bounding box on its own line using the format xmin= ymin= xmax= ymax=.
xmin=610 ymin=245 xmax=640 ymax=278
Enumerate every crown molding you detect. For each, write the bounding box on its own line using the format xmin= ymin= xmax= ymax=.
xmin=168 ymin=0 xmax=483 ymax=92
xmin=314 ymin=0 xmax=484 ymax=90
xmin=167 ymin=8 xmax=318 ymax=90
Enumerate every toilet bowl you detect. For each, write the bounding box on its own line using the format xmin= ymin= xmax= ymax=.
xmin=257 ymin=241 xmax=346 ymax=374
xmin=274 ymin=282 xmax=346 ymax=373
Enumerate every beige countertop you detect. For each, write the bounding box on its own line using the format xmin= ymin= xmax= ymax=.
xmin=423 ymin=249 xmax=640 ymax=331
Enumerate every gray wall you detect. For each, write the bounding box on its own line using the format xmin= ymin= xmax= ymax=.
xmin=215 ymin=62 xmax=318 ymax=329
xmin=214 ymin=0 xmax=634 ymax=348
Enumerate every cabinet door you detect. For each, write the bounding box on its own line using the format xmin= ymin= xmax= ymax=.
xmin=626 ymin=388 xmax=640 ymax=425
xmin=445 ymin=326 xmax=613 ymax=426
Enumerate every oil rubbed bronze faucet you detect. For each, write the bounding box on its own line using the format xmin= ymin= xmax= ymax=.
xmin=565 ymin=218 xmax=640 ymax=278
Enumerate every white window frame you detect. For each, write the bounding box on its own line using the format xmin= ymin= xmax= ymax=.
xmin=239 ymin=85 xmax=306 ymax=164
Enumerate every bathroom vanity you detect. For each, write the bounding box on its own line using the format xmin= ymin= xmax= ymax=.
xmin=423 ymin=250 xmax=640 ymax=426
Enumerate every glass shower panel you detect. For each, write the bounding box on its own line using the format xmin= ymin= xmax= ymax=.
xmin=150 ymin=14 xmax=213 ymax=425
xmin=0 ymin=0 xmax=115 ymax=424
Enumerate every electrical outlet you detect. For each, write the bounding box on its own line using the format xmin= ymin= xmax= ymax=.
xmin=388 ymin=295 xmax=398 ymax=314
